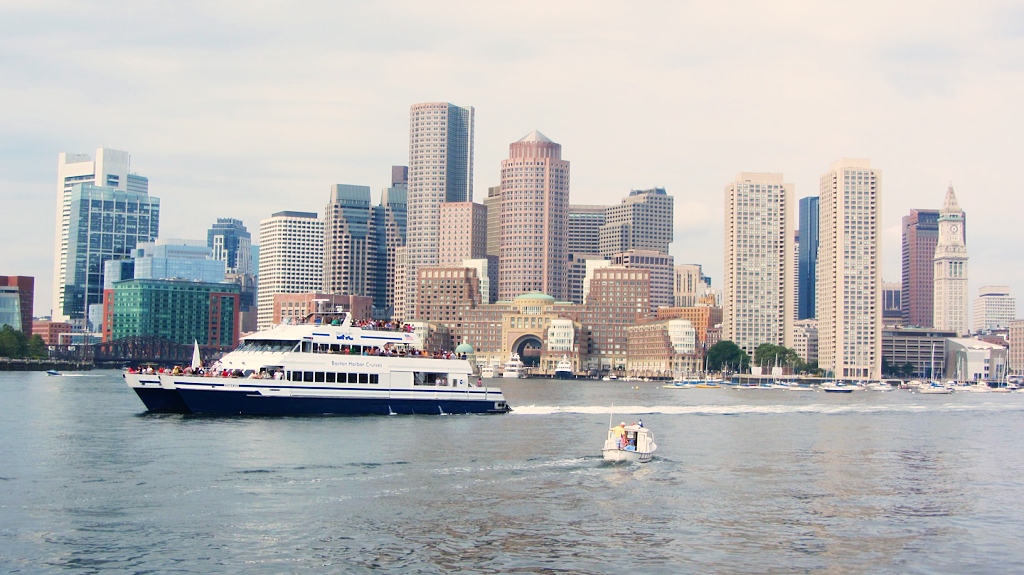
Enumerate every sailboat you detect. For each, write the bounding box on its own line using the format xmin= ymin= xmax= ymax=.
xmin=191 ymin=340 xmax=202 ymax=370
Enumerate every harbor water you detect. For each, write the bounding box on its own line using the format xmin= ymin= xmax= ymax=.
xmin=2 ymin=371 xmax=1023 ymax=573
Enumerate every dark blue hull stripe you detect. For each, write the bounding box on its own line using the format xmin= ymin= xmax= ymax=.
xmin=175 ymin=388 xmax=508 ymax=416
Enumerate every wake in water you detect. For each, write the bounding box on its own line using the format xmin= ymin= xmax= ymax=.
xmin=511 ymin=402 xmax=1024 ymax=416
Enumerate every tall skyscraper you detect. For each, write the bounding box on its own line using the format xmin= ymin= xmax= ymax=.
xmin=63 ymin=184 xmax=160 ymax=329
xmin=797 ymin=196 xmax=819 ymax=320
xmin=818 ymin=158 xmax=881 ymax=380
xmin=973 ymin=286 xmax=1015 ymax=332
xmin=673 ymin=264 xmax=708 ymax=308
xmin=368 ymin=185 xmax=407 ymax=318
xmin=324 ymin=184 xmax=372 ymax=297
xmin=568 ymin=205 xmax=607 ymax=255
xmin=498 ymin=131 xmax=570 ymax=301
xmin=207 ymin=218 xmax=253 ymax=275
xmin=933 ymin=185 xmax=969 ymax=335
xmin=52 ymin=148 xmax=149 ymax=323
xmin=400 ymin=102 xmax=475 ymax=320
xmin=257 ymin=211 xmax=324 ymax=330
xmin=901 ymin=208 xmax=940 ymax=327
xmin=599 ymin=188 xmax=673 ymax=257
xmin=439 ymin=202 xmax=488 ymax=265
xmin=610 ymin=250 xmax=675 ymax=311
xmin=484 ymin=185 xmax=501 ymax=258
xmin=723 ymin=172 xmax=794 ymax=357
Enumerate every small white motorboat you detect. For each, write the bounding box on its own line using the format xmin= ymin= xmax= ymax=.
xmin=603 ymin=421 xmax=657 ymax=463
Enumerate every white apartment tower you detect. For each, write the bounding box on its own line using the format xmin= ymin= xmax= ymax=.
xmin=52 ymin=148 xmax=148 ymax=322
xmin=817 ymin=159 xmax=882 ymax=380
xmin=257 ymin=211 xmax=325 ymax=330
xmin=933 ymin=185 xmax=969 ymax=335
xmin=973 ymin=286 xmax=1014 ymax=333
xmin=398 ymin=102 xmax=474 ymax=320
xmin=723 ymin=172 xmax=794 ymax=357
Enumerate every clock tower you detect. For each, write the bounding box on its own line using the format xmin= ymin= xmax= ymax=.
xmin=933 ymin=185 xmax=968 ymax=335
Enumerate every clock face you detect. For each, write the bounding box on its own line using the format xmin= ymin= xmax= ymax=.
xmin=950 ymin=224 xmax=959 ymax=233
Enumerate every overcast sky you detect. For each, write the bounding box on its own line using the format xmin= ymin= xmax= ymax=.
xmin=2 ymin=1 xmax=1022 ymax=319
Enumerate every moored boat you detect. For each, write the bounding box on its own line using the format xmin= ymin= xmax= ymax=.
xmin=822 ymin=382 xmax=854 ymax=393
xmin=554 ymin=355 xmax=573 ymax=379
xmin=603 ymin=421 xmax=656 ymax=463
xmin=502 ymin=353 xmax=525 ymax=379
xmin=123 ymin=310 xmax=511 ymax=416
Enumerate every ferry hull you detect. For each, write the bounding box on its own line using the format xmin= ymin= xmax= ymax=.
xmin=132 ymin=387 xmax=192 ymax=414
xmin=554 ymin=371 xmax=573 ymax=380
xmin=175 ymin=388 xmax=510 ymax=416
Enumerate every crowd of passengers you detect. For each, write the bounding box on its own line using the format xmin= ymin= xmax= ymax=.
xmin=309 ymin=343 xmax=466 ymax=360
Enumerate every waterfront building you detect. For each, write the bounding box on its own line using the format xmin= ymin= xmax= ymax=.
xmin=207 ymin=218 xmax=252 ymax=275
xmin=415 ymin=266 xmax=484 ymax=328
xmin=656 ymin=305 xmax=723 ymax=347
xmin=674 ymin=264 xmax=708 ymax=308
xmin=439 ymin=202 xmax=488 ymax=265
xmin=944 ymin=338 xmax=1006 ymax=381
xmin=52 ymin=148 xmax=149 ymax=323
xmin=797 ymin=196 xmax=819 ymax=320
xmin=32 ymin=320 xmax=71 ymax=346
xmin=723 ymin=172 xmax=795 ymax=358
xmin=599 ymin=188 xmax=673 ymax=257
xmin=257 ymin=211 xmax=324 ymax=330
xmin=367 ymin=185 xmax=408 ymax=318
xmin=0 ymin=276 xmax=34 ymax=335
xmin=271 ymin=293 xmax=372 ymax=327
xmin=484 ymin=185 xmax=501 ymax=258
xmin=881 ymin=326 xmax=955 ymax=379
xmin=568 ymin=205 xmax=607 ymax=256
xmin=973 ymin=285 xmax=1015 ymax=332
xmin=574 ymin=267 xmax=651 ymax=373
xmin=0 ymin=287 xmax=23 ymax=332
xmin=1009 ymin=319 xmax=1024 ymax=375
xmin=902 ymin=209 xmax=940 ymax=327
xmin=610 ymin=249 xmax=674 ymax=311
xmin=61 ymin=183 xmax=160 ymax=329
xmin=324 ymin=184 xmax=373 ymax=297
xmin=104 ymin=279 xmax=240 ymax=347
xmin=463 ymin=258 xmax=496 ymax=304
xmin=582 ymin=259 xmax=614 ymax=304
xmin=131 ymin=239 xmax=226 ymax=283
xmin=498 ymin=131 xmax=570 ymax=302
xmin=400 ymin=102 xmax=474 ymax=321
xmin=225 ymin=272 xmax=258 ymax=335
xmin=882 ymin=281 xmax=903 ymax=326
xmin=626 ymin=319 xmax=700 ymax=378
xmin=792 ymin=319 xmax=819 ymax=364
xmin=933 ymin=186 xmax=969 ymax=335
xmin=818 ymin=158 xmax=881 ymax=380
xmin=566 ymin=253 xmax=605 ymax=305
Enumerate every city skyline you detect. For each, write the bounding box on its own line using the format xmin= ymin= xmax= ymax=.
xmin=2 ymin=3 xmax=1023 ymax=318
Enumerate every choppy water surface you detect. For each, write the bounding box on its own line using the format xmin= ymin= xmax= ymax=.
xmin=2 ymin=371 xmax=1023 ymax=573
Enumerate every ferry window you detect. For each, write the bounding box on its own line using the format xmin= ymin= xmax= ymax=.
xmin=330 ymin=344 xmax=341 ymax=353
xmin=359 ymin=373 xmax=368 ymax=384
xmin=351 ymin=345 xmax=362 ymax=355
xmin=301 ymin=341 xmax=312 ymax=353
xmin=314 ymin=372 xmax=325 ymax=383
xmin=348 ymin=373 xmax=358 ymax=383
xmin=325 ymin=372 xmax=335 ymax=383
xmin=370 ymin=374 xmax=379 ymax=384
xmin=303 ymin=371 xmax=314 ymax=382
xmin=286 ymin=371 xmax=293 ymax=381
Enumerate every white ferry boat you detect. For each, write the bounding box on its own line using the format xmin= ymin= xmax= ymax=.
xmin=554 ymin=355 xmax=573 ymax=379
xmin=503 ymin=353 xmax=525 ymax=378
xmin=123 ymin=311 xmax=511 ymax=416
xmin=479 ymin=363 xmax=497 ymax=378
